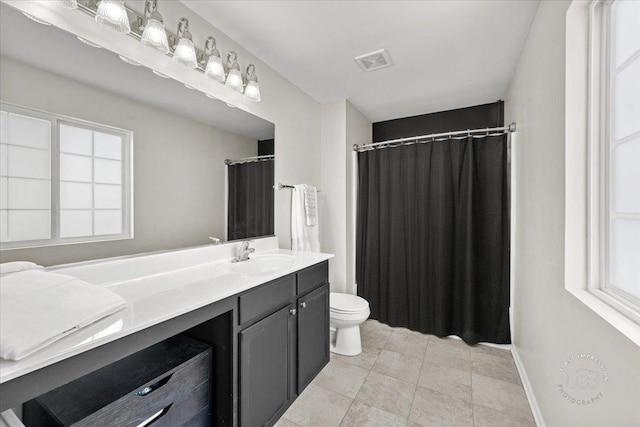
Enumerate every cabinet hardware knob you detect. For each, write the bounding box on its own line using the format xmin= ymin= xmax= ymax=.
xmin=290 ymin=308 xmax=297 ymax=315
xmin=300 ymin=302 xmax=307 ymax=308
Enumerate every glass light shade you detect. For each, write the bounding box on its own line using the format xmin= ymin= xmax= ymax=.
xmin=172 ymin=38 xmax=197 ymax=69
xmin=141 ymin=17 xmax=169 ymax=54
xmin=244 ymin=80 xmax=261 ymax=102
xmin=225 ymin=68 xmax=244 ymax=92
xmin=205 ymin=56 xmax=225 ymax=82
xmin=95 ymin=0 xmax=131 ymax=34
xmin=59 ymin=0 xmax=78 ymax=9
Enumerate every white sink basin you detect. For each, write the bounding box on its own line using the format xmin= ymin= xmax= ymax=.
xmin=228 ymin=254 xmax=295 ymax=275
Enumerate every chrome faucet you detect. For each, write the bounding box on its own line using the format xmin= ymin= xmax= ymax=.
xmin=232 ymin=241 xmax=255 ymax=262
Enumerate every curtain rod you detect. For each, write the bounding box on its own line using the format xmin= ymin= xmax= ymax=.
xmin=225 ymin=155 xmax=274 ymax=165
xmin=274 ymin=182 xmax=321 ymax=192
xmin=353 ymin=122 xmax=516 ymax=152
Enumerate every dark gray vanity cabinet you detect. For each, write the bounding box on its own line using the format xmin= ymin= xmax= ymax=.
xmin=297 ymin=284 xmax=330 ymax=391
xmin=239 ymin=304 xmax=296 ymax=427
xmin=238 ymin=261 xmax=329 ymax=427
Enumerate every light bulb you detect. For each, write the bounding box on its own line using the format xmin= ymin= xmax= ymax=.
xmin=205 ymin=55 xmax=225 ymax=82
xmin=225 ymin=69 xmax=243 ymax=92
xmin=141 ymin=12 xmax=169 ymax=54
xmin=244 ymin=80 xmax=261 ymax=102
xmin=244 ymin=64 xmax=261 ymax=102
xmin=173 ymin=38 xmax=197 ymax=68
xmin=95 ymin=0 xmax=131 ymax=34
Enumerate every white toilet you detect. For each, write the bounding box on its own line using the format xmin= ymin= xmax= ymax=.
xmin=329 ymin=293 xmax=370 ymax=356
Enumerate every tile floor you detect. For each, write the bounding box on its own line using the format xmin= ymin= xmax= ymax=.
xmin=276 ymin=320 xmax=536 ymax=427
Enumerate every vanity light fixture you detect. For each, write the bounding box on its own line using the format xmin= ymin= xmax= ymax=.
xmin=95 ymin=0 xmax=131 ymax=34
xmin=119 ymin=55 xmax=141 ymax=66
xmin=225 ymin=51 xmax=244 ymax=93
xmin=172 ymin=18 xmax=197 ymax=69
xmin=203 ymin=37 xmax=225 ymax=82
xmin=77 ymin=36 xmax=102 ymax=48
xmin=244 ymin=64 xmax=261 ymax=102
xmin=140 ymin=0 xmax=169 ymax=54
xmin=22 ymin=12 xmax=51 ymax=26
xmin=59 ymin=0 xmax=79 ymax=9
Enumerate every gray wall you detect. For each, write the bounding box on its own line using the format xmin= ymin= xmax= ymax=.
xmin=505 ymin=1 xmax=640 ymax=425
xmin=0 ymin=58 xmax=257 ymax=266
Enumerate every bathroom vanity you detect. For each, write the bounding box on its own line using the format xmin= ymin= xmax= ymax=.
xmin=0 ymin=238 xmax=332 ymax=427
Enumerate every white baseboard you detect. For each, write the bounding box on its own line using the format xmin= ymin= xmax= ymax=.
xmin=511 ymin=346 xmax=545 ymax=427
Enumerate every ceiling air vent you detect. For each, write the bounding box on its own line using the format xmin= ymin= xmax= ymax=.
xmin=354 ymin=49 xmax=393 ymax=72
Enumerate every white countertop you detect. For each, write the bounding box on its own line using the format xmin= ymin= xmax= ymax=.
xmin=0 ymin=238 xmax=333 ymax=384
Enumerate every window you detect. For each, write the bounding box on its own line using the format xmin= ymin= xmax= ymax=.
xmin=0 ymin=104 xmax=132 ymax=249
xmin=588 ymin=0 xmax=640 ymax=323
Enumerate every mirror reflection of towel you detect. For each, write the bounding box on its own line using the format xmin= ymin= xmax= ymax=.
xmin=292 ymin=184 xmax=320 ymax=252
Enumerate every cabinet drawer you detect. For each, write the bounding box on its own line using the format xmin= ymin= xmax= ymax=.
xmin=239 ymin=274 xmax=295 ymax=325
xmin=297 ymin=262 xmax=328 ymax=295
xmin=86 ymin=355 xmax=211 ymax=426
xmin=25 ymin=335 xmax=212 ymax=427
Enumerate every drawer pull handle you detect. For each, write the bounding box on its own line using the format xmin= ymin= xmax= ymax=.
xmin=289 ymin=308 xmax=297 ymax=315
xmin=300 ymin=302 xmax=307 ymax=308
xmin=136 ymin=403 xmax=173 ymax=427
xmin=136 ymin=374 xmax=173 ymax=397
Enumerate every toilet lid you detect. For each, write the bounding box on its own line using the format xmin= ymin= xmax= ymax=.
xmin=330 ymin=293 xmax=369 ymax=313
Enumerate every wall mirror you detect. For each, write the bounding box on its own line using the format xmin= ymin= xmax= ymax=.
xmin=0 ymin=3 xmax=275 ymax=259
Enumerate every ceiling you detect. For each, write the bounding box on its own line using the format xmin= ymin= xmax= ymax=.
xmin=180 ymin=0 xmax=539 ymax=123
xmin=0 ymin=3 xmax=274 ymax=141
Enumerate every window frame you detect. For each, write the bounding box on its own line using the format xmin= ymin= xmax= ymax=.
xmin=0 ymin=102 xmax=134 ymax=250
xmin=587 ymin=0 xmax=640 ymax=324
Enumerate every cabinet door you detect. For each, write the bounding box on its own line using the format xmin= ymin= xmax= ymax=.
xmin=297 ymin=284 xmax=329 ymax=392
xmin=239 ymin=305 xmax=294 ymax=427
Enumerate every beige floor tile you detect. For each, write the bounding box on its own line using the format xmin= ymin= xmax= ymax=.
xmin=312 ymin=358 xmax=369 ymax=398
xmin=361 ymin=319 xmax=393 ymax=334
xmin=330 ymin=347 xmax=380 ymax=370
xmin=423 ymin=349 xmax=471 ymax=373
xmin=473 ymin=404 xmax=536 ymax=427
xmin=361 ymin=327 xmax=392 ymax=352
xmin=283 ymin=383 xmax=352 ymax=427
xmin=471 ymin=352 xmax=521 ymax=385
xmin=355 ymin=371 xmax=416 ymax=418
xmin=372 ymin=349 xmax=423 ymax=385
xmin=273 ymin=417 xmax=302 ymax=427
xmin=418 ymin=363 xmax=472 ymax=403
xmin=340 ymin=400 xmax=407 ymax=427
xmin=471 ymin=374 xmax=531 ymax=416
xmin=408 ymin=386 xmax=473 ymax=427
xmin=469 ymin=344 xmax=512 ymax=360
xmin=428 ymin=337 xmax=472 ymax=361
xmin=384 ymin=329 xmax=429 ymax=359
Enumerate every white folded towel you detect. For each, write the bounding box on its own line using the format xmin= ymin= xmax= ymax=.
xmin=0 ymin=261 xmax=43 ymax=277
xmin=303 ymin=184 xmax=318 ymax=226
xmin=0 ymin=270 xmax=127 ymax=361
xmin=292 ymin=184 xmax=320 ymax=252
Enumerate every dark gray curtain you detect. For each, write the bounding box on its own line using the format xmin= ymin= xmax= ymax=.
xmin=356 ymin=135 xmax=510 ymax=344
xmin=227 ymin=160 xmax=274 ymax=240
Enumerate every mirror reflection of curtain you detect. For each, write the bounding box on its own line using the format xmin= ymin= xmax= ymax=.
xmin=227 ymin=160 xmax=274 ymax=240
xmin=356 ymin=134 xmax=510 ymax=344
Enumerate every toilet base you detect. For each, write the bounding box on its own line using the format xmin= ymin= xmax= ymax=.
xmin=330 ymin=325 xmax=363 ymax=356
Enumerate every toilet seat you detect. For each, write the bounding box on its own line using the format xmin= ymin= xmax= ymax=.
xmin=330 ymin=293 xmax=369 ymax=313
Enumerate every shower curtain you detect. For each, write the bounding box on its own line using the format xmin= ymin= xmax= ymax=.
xmin=356 ymin=134 xmax=510 ymax=344
xmin=227 ymin=160 xmax=274 ymax=240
